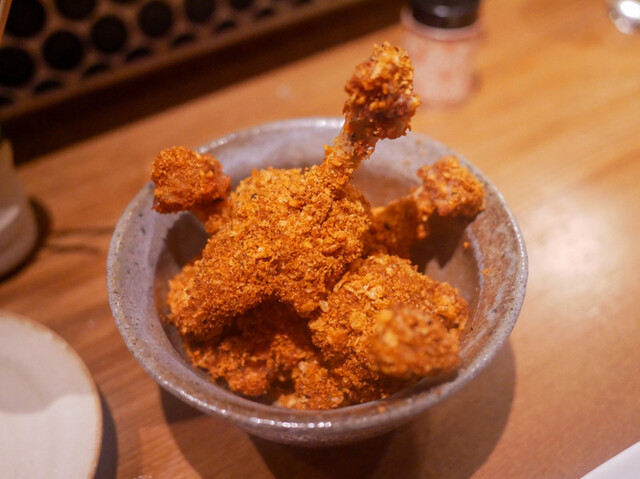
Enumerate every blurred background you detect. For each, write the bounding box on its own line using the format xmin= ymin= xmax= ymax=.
xmin=0 ymin=0 xmax=406 ymax=164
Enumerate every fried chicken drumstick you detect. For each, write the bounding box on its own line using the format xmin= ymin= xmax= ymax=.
xmin=367 ymin=155 xmax=485 ymax=258
xmin=150 ymin=42 xmax=486 ymax=409
xmin=308 ymin=254 xmax=467 ymax=404
xmin=162 ymin=43 xmax=420 ymax=340
xmin=151 ymin=146 xmax=232 ymax=234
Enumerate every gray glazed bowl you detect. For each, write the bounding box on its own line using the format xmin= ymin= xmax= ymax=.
xmin=107 ymin=118 xmax=527 ymax=446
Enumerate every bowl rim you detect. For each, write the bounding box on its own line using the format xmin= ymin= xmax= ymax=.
xmin=107 ymin=117 xmax=528 ymax=438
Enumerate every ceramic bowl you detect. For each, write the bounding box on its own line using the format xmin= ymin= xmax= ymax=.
xmin=107 ymin=117 xmax=527 ymax=446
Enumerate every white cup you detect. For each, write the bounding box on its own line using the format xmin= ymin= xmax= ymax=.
xmin=0 ymin=137 xmax=38 ymax=276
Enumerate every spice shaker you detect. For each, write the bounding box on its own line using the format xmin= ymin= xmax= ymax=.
xmin=402 ymin=0 xmax=482 ymax=107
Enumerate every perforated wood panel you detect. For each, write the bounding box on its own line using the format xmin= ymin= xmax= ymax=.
xmin=0 ymin=0 xmax=362 ymax=118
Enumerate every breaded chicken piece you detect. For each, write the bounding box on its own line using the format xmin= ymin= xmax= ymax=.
xmin=308 ymin=254 xmax=468 ymax=404
xmin=169 ymin=169 xmax=371 ymax=339
xmin=319 ymin=42 xmax=420 ymax=190
xmin=167 ymin=259 xmax=198 ymax=324
xmin=167 ymin=43 xmax=419 ymax=340
xmin=155 ymin=43 xmax=480 ymax=409
xmin=366 ymin=197 xmax=421 ymax=259
xmin=367 ymin=155 xmax=485 ymax=257
xmin=370 ymin=305 xmax=460 ymax=381
xmin=186 ymin=302 xmax=345 ymax=409
xmin=277 ymin=358 xmax=346 ymax=410
xmin=416 ymin=155 xmax=485 ymax=218
xmin=151 ymin=146 xmax=232 ymax=234
xmin=185 ymin=302 xmax=318 ymax=398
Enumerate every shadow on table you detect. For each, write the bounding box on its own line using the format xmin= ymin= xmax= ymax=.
xmin=161 ymin=388 xmax=271 ymax=477
xmin=94 ymin=392 xmax=119 ymax=479
xmin=0 ymin=197 xmax=114 ymax=282
xmin=160 ymin=341 xmax=515 ymax=478
xmin=253 ymin=342 xmax=516 ymax=479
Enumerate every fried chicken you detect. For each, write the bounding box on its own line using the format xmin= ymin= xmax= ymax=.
xmin=165 ymin=42 xmax=419 ymax=340
xmin=150 ymin=43 xmax=487 ymax=410
xmin=185 ymin=301 xmax=319 ymax=398
xmin=416 ymin=155 xmax=485 ymax=218
xmin=367 ymin=155 xmax=485 ymax=257
xmin=151 ymin=146 xmax=232 ymax=234
xmin=320 ymin=42 xmax=421 ymax=190
xmin=277 ymin=358 xmax=346 ymax=410
xmin=308 ymin=254 xmax=468 ymax=404
xmin=186 ymin=301 xmax=347 ymax=409
xmin=370 ymin=305 xmax=460 ymax=381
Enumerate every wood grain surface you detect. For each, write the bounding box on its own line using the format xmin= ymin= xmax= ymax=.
xmin=1 ymin=0 xmax=639 ymax=477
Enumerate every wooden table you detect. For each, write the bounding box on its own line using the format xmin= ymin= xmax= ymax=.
xmin=2 ymin=0 xmax=639 ymax=477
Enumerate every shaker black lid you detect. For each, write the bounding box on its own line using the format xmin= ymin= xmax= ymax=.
xmin=410 ymin=0 xmax=481 ymax=28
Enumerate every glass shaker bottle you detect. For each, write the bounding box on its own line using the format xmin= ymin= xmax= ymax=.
xmin=402 ymin=0 xmax=483 ymax=107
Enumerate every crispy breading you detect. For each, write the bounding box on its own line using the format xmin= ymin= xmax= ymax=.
xmin=167 ymin=259 xmax=197 ymax=326
xmin=367 ymin=198 xmax=422 ymax=258
xmin=185 ymin=302 xmax=318 ymax=398
xmin=167 ymin=169 xmax=371 ymax=339
xmin=308 ymin=254 xmax=468 ymax=403
xmin=367 ymin=155 xmax=485 ymax=257
xmin=319 ymin=42 xmax=421 ymax=190
xmin=370 ymin=306 xmax=460 ymax=381
xmin=277 ymin=359 xmax=346 ymax=410
xmin=166 ymin=42 xmax=418 ymax=340
xmin=153 ymin=43 xmax=485 ymax=409
xmin=151 ymin=146 xmax=232 ymax=234
xmin=186 ymin=302 xmax=347 ymax=409
xmin=415 ymin=155 xmax=485 ymax=218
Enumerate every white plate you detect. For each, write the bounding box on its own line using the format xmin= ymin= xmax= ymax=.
xmin=582 ymin=441 xmax=640 ymax=479
xmin=0 ymin=311 xmax=102 ymax=479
